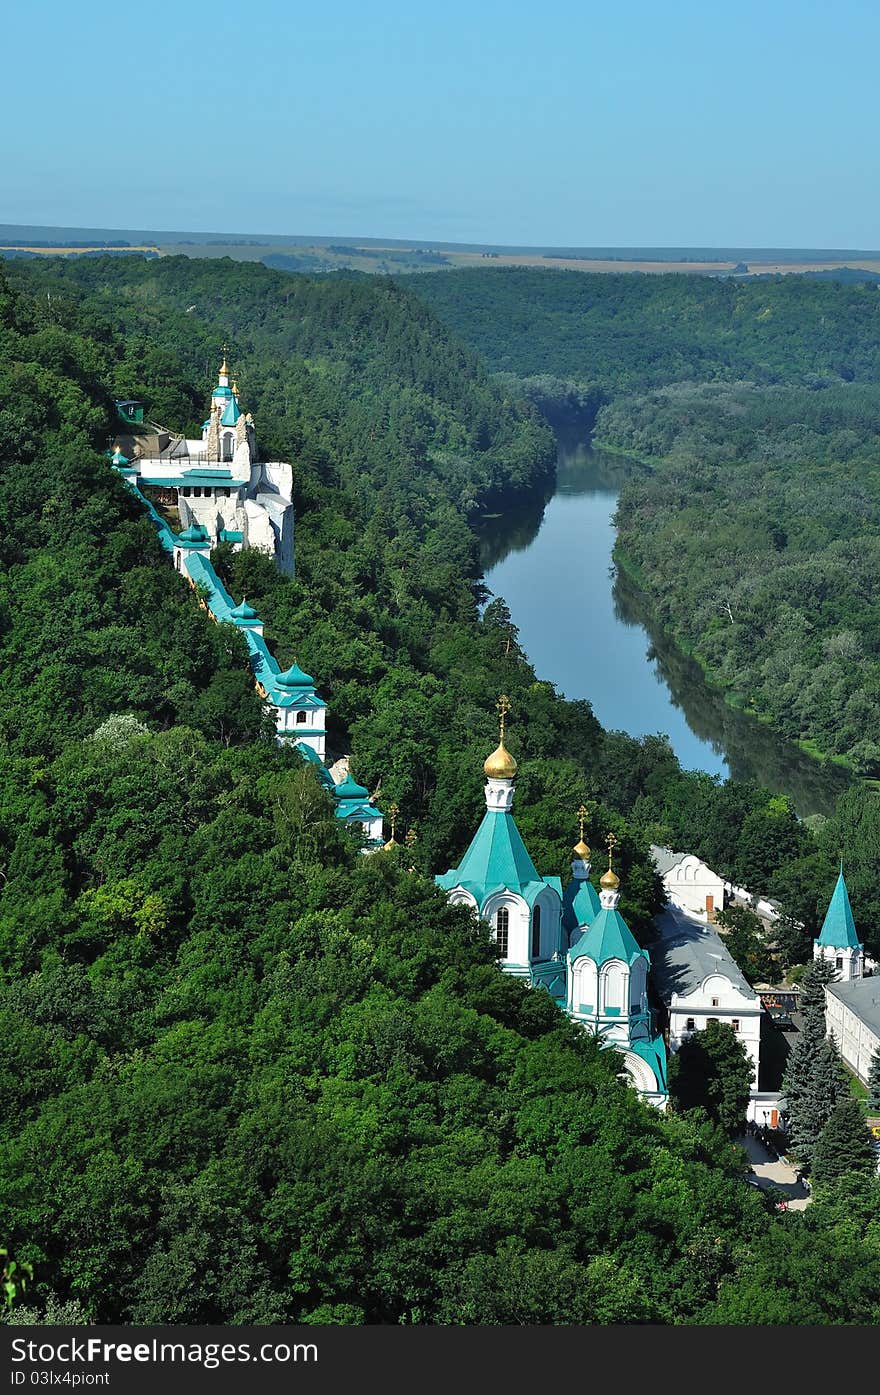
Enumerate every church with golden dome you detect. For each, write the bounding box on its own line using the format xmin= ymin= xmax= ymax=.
xmin=436 ymin=697 xmax=668 ymax=1107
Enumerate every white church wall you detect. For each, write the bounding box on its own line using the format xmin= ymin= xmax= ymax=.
xmin=482 ymin=891 xmax=530 ymax=968
xmin=814 ymin=941 xmax=863 ymax=982
xmin=568 ymin=957 xmax=598 ymax=1017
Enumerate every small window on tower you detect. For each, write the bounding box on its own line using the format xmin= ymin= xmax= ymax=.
xmin=296 ymin=711 xmax=307 ymax=725
xmin=495 ymin=907 xmax=509 ymax=959
xmin=711 ymin=997 xmax=719 ymax=1008
xmin=836 ymin=956 xmax=843 ymax=970
xmin=531 ymin=904 xmax=542 ymax=959
xmin=685 ymin=1018 xmax=696 ymax=1032
xmin=732 ymin=1019 xmax=740 ymax=1033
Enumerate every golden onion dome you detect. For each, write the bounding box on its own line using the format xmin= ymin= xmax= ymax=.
xmin=483 ymin=740 xmax=517 ymax=780
xmin=383 ymin=836 xmax=398 ymax=851
xmin=573 ymin=839 xmax=591 ymax=860
xmin=600 ymin=866 xmax=620 ymax=890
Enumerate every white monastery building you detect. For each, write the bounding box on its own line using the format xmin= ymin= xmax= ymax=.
xmin=825 ymin=978 xmax=880 ymax=1086
xmin=650 ymin=845 xmax=727 ymax=921
xmin=650 ymin=909 xmax=763 ymax=1092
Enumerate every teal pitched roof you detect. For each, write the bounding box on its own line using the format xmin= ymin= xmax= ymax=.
xmin=333 ymin=776 xmax=382 ymax=823
xmin=563 ymin=877 xmax=601 ymax=934
xmin=296 ymin=743 xmax=336 ymax=792
xmin=435 ymin=808 xmax=558 ymax=907
xmin=569 ymin=906 xmax=646 ymax=967
xmin=221 ymin=398 xmax=241 ymax=426
xmin=817 ymin=870 xmax=862 ymax=949
xmin=213 ymin=385 xmax=233 ymax=398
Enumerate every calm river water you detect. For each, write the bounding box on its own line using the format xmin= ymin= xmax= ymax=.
xmin=480 ymin=425 xmax=851 ymax=818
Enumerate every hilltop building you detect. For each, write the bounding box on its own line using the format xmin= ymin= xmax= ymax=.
xmin=112 ymin=352 xmax=294 ymax=572
xmin=436 ymin=699 xmax=668 ymax=1107
xmin=111 ymin=356 xmax=382 ymax=848
xmin=813 ymin=867 xmax=865 ymax=981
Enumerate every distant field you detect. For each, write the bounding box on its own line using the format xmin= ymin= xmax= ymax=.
xmin=2 ymin=244 xmax=160 ymax=256
xmin=4 ymin=224 xmax=880 ymax=278
xmin=156 ymin=245 xmax=880 ymax=278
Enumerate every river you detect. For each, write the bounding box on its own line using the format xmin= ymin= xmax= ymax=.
xmin=480 ymin=425 xmax=851 ymax=818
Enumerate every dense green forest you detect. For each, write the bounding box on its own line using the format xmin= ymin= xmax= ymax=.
xmin=406 ymin=267 xmax=880 ymax=770
xmin=2 ymin=258 xmax=880 ymax=1323
xmin=406 ymin=267 xmax=880 ymax=394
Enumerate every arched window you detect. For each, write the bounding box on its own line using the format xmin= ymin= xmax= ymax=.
xmin=296 ymin=710 xmax=307 ymax=725
xmin=495 ymin=907 xmax=509 ymax=959
xmin=531 ymin=903 xmax=541 ymax=959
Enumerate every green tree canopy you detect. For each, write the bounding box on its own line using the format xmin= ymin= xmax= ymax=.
xmin=668 ymin=1021 xmax=753 ymax=1137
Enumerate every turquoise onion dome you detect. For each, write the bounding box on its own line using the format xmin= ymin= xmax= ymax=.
xmin=230 ymin=599 xmax=259 ymax=621
xmin=333 ymin=775 xmax=370 ymax=800
xmin=275 ymin=661 xmax=315 ymax=689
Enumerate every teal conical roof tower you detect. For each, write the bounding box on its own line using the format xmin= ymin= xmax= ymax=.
xmin=817 ymin=869 xmax=861 ymax=949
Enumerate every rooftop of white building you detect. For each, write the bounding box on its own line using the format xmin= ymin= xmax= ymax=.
xmin=650 ymin=908 xmax=758 ymax=1004
xmin=826 ymin=977 xmax=880 ymax=1035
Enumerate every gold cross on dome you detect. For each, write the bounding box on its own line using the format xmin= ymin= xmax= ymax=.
xmin=496 ymin=694 xmax=511 ymax=742
xmin=577 ymin=804 xmax=590 ymax=842
xmin=606 ymin=831 xmax=619 ymax=870
xmin=387 ymin=802 xmax=399 ymax=838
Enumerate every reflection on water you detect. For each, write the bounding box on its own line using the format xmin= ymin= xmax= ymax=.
xmin=479 ymin=426 xmax=850 ymax=817
xmin=613 ymin=572 xmax=850 ymax=817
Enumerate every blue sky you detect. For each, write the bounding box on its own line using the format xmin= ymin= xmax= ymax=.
xmin=5 ymin=0 xmax=879 ymax=246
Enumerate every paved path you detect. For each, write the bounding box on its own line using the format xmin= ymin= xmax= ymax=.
xmin=738 ymin=1134 xmax=811 ymax=1210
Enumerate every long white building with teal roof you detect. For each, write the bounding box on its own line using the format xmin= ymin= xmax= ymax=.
xmin=436 ymin=699 xmax=668 ymax=1107
xmin=110 ymin=359 xmax=384 ymax=849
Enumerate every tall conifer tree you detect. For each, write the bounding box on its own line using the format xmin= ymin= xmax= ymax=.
xmin=789 ymin=1034 xmax=849 ymax=1171
xmin=812 ymin=1099 xmax=877 ymax=1184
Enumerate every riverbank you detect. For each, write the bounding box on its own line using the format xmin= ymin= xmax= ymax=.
xmin=612 ymin=544 xmax=858 ymax=782
xmin=479 ymin=422 xmax=853 ymax=815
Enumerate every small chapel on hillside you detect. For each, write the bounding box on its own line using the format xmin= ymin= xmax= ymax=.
xmin=436 ymin=698 xmax=669 ymax=1107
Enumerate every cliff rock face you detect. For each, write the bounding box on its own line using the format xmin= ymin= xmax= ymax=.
xmin=205 ymin=405 xmax=221 ymax=461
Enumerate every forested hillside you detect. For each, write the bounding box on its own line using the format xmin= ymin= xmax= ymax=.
xmin=406 ymin=267 xmax=880 ymax=771
xmin=406 ymin=268 xmax=880 ymax=393
xmin=603 ymin=381 xmax=880 ymax=771
xmin=3 ymin=259 xmax=880 ymax=1323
